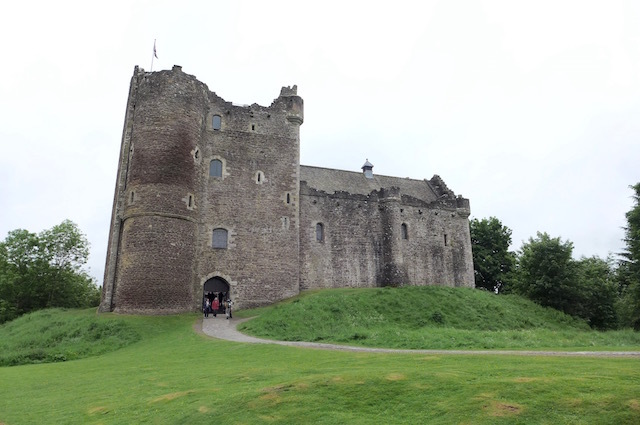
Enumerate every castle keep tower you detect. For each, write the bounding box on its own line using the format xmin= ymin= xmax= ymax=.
xmin=101 ymin=65 xmax=473 ymax=315
xmin=100 ymin=66 xmax=303 ymax=313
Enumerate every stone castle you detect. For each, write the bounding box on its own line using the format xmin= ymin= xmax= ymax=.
xmin=99 ymin=65 xmax=474 ymax=314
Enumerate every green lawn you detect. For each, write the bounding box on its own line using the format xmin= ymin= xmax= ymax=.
xmin=0 ymin=288 xmax=639 ymax=424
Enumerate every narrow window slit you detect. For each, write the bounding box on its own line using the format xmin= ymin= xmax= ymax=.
xmin=316 ymin=223 xmax=324 ymax=242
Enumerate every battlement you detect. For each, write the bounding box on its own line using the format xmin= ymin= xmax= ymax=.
xmin=279 ymin=85 xmax=298 ymax=96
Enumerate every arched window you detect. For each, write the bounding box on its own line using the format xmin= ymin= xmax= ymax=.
xmin=401 ymin=223 xmax=408 ymax=240
xmin=209 ymin=159 xmax=222 ymax=177
xmin=212 ymin=115 xmax=222 ymax=130
xmin=212 ymin=228 xmax=228 ymax=249
xmin=316 ymin=223 xmax=324 ymax=242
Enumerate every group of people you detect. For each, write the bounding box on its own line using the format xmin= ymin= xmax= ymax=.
xmin=203 ymin=292 xmax=232 ymax=319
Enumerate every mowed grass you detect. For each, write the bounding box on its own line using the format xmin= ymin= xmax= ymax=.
xmin=238 ymin=286 xmax=640 ymax=350
xmin=0 ymin=288 xmax=638 ymax=424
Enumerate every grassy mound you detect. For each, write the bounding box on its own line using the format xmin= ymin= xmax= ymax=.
xmin=238 ymin=286 xmax=640 ymax=349
xmin=0 ymin=308 xmax=140 ymax=366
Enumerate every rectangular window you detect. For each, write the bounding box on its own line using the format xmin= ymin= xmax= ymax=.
xmin=212 ymin=115 xmax=222 ymax=130
xmin=209 ymin=160 xmax=223 ymax=177
xmin=212 ymin=228 xmax=228 ymax=249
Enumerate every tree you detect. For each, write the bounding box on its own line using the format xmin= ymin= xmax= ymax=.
xmin=574 ymin=256 xmax=618 ymax=330
xmin=469 ymin=217 xmax=516 ymax=293
xmin=513 ymin=232 xmax=580 ymax=315
xmin=0 ymin=220 xmax=100 ymax=323
xmin=618 ymin=183 xmax=640 ymax=329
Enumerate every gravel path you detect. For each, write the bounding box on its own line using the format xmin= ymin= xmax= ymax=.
xmin=200 ymin=317 xmax=640 ymax=358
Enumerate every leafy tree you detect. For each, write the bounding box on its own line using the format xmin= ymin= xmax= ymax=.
xmin=513 ymin=232 xmax=580 ymax=316
xmin=0 ymin=220 xmax=100 ymax=323
xmin=574 ymin=256 xmax=618 ymax=330
xmin=513 ymin=233 xmax=619 ymax=329
xmin=618 ymin=183 xmax=640 ymax=329
xmin=470 ymin=217 xmax=516 ymax=293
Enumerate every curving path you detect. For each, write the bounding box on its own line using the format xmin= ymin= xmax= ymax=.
xmin=200 ymin=317 xmax=640 ymax=358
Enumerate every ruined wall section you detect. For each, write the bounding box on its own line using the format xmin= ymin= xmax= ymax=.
xmin=109 ymin=66 xmax=207 ymax=313
xmin=194 ymin=86 xmax=303 ymax=309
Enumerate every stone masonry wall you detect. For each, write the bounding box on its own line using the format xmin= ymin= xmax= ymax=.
xmin=299 ymin=187 xmax=382 ymax=289
xmin=193 ymin=90 xmax=303 ymax=309
xmin=110 ymin=66 xmax=205 ymax=313
xmin=299 ymin=183 xmax=474 ymax=290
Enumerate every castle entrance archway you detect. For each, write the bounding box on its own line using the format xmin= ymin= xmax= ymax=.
xmin=203 ymin=277 xmax=230 ymax=316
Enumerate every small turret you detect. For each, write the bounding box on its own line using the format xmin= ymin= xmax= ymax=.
xmin=361 ymin=159 xmax=374 ymax=179
xmin=278 ymin=85 xmax=304 ymax=125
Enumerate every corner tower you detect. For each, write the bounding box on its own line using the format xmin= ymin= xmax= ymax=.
xmin=100 ymin=66 xmax=207 ymax=313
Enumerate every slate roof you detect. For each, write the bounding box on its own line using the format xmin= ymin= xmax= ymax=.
xmin=300 ymin=165 xmax=440 ymax=203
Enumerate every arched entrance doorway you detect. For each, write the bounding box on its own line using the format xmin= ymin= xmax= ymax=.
xmin=203 ymin=277 xmax=230 ymax=316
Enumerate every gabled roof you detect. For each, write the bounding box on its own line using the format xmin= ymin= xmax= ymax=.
xmin=300 ymin=165 xmax=440 ymax=203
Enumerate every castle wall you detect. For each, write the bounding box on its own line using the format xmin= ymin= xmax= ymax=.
xmin=99 ymin=68 xmax=140 ymax=312
xmin=299 ymin=188 xmax=381 ymax=289
xmin=299 ymin=186 xmax=474 ymax=290
xmin=399 ymin=198 xmax=474 ymax=287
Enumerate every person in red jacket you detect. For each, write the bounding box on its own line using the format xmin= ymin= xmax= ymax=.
xmin=211 ymin=297 xmax=220 ymax=318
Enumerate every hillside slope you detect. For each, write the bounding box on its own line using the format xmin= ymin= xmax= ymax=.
xmin=238 ymin=287 xmax=639 ymax=349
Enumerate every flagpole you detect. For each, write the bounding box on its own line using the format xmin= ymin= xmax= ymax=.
xmin=150 ymin=39 xmax=156 ymax=71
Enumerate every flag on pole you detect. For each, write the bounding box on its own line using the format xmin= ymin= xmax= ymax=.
xmin=153 ymin=40 xmax=158 ymax=59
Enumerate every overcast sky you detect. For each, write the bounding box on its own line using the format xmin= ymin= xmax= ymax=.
xmin=1 ymin=0 xmax=639 ymax=283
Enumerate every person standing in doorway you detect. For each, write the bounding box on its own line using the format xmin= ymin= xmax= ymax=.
xmin=211 ymin=297 xmax=219 ymax=318
xmin=204 ymin=298 xmax=211 ymax=318
xmin=226 ymin=299 xmax=233 ymax=319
